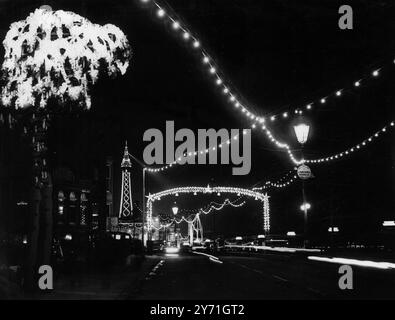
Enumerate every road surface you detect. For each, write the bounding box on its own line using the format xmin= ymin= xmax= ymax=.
xmin=134 ymin=252 xmax=395 ymax=299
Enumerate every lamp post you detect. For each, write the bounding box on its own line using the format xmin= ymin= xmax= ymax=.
xmin=171 ymin=203 xmax=178 ymax=245
xmin=142 ymin=167 xmax=146 ymax=249
xmin=294 ymin=122 xmax=311 ymax=248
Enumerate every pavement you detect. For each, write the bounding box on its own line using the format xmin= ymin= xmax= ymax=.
xmin=135 ymin=252 xmax=395 ymax=300
xmin=29 ymin=255 xmax=160 ymax=300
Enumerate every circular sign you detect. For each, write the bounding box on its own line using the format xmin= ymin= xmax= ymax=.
xmin=297 ymin=164 xmax=312 ymax=180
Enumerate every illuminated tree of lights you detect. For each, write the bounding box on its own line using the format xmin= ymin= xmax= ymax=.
xmin=0 ymin=6 xmax=131 ymax=289
xmin=1 ymin=7 xmax=131 ymax=109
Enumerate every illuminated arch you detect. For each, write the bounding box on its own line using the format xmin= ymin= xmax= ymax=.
xmin=146 ymin=185 xmax=270 ymax=235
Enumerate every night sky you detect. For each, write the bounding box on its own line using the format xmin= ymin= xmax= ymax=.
xmin=0 ymin=0 xmax=394 ymax=240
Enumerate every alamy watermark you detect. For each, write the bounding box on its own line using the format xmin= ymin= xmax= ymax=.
xmin=143 ymin=121 xmax=251 ymax=175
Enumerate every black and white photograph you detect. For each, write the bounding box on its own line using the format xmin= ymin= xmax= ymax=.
xmin=0 ymin=0 xmax=394 ymax=307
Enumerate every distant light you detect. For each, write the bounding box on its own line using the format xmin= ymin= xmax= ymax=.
xmin=336 ymin=90 xmax=342 ymax=96
xmin=235 ymin=236 xmax=242 ymax=240
xmin=203 ymin=56 xmax=209 ymax=64
xmin=115 ymin=234 xmax=121 ymax=240
xmin=300 ymin=202 xmax=311 ymax=211
xmin=257 ymin=235 xmax=265 ymax=239
xmin=383 ymin=220 xmax=395 ymax=227
xmin=23 ymin=235 xmax=28 ymax=244
xmin=287 ymin=231 xmax=296 ymax=236
xmin=209 ymin=67 xmax=216 ymax=74
xmin=64 ymin=234 xmax=72 ymax=241
xmin=183 ymin=32 xmax=190 ymax=40
xmin=172 ymin=21 xmax=180 ymax=29
xmin=320 ymin=98 xmax=326 ymax=104
xmin=354 ymin=81 xmax=360 ymax=87
xmin=193 ymin=40 xmax=200 ymax=48
xmin=125 ymin=235 xmax=130 ymax=239
xmin=328 ymin=227 xmax=339 ymax=232
xmin=282 ymin=112 xmax=288 ymax=118
xmin=157 ymin=9 xmax=165 ymax=17
xmin=17 ymin=201 xmax=28 ymax=206
xmin=372 ymin=69 xmax=379 ymax=77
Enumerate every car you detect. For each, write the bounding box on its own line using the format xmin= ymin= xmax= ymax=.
xmin=164 ymin=241 xmax=180 ymax=254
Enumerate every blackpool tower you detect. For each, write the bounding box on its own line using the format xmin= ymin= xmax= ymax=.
xmin=119 ymin=141 xmax=133 ymax=219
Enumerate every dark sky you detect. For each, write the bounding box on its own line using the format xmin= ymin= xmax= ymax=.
xmin=1 ymin=0 xmax=394 ymax=239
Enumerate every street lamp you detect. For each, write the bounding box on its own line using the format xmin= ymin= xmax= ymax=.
xmin=293 ymin=123 xmax=310 ymax=145
xmin=172 ymin=203 xmax=179 ymax=215
xmin=294 ymin=119 xmax=311 ymax=248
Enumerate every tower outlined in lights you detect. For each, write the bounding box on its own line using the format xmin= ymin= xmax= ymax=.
xmin=119 ymin=141 xmax=133 ymax=219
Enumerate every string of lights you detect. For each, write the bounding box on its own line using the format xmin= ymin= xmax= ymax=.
xmin=149 ymin=186 xmax=267 ymax=202
xmin=199 ymin=198 xmax=246 ymax=215
xmin=147 ymin=185 xmax=270 ymax=232
xmin=179 ymin=197 xmax=245 ymax=215
xmin=253 ymin=169 xmax=298 ymax=191
xmin=305 ymin=120 xmax=394 ymax=164
xmin=136 ymin=0 xmax=304 ymax=164
xmin=268 ymin=66 xmax=387 ymax=121
xmin=151 ymin=197 xmax=246 ymax=230
xmin=144 ymin=131 xmax=243 ymax=173
xmin=136 ymin=0 xmax=394 ymax=167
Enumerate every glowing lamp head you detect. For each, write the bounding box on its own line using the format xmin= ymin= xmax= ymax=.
xmin=293 ymin=123 xmax=310 ymax=144
xmin=172 ymin=204 xmax=179 ymax=215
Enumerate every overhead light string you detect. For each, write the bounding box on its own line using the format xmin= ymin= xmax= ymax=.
xmin=305 ymin=120 xmax=394 ymax=164
xmin=145 ymin=131 xmax=244 ymax=173
xmin=135 ymin=0 xmax=394 ymax=167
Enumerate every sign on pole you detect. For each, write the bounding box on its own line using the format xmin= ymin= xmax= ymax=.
xmin=297 ymin=164 xmax=312 ymax=180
